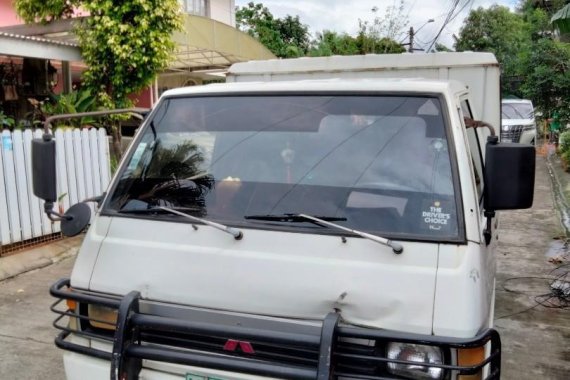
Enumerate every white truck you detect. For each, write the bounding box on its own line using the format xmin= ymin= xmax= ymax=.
xmin=33 ymin=53 xmax=535 ymax=380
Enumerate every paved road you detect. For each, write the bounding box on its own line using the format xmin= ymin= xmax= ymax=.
xmin=0 ymin=257 xmax=72 ymax=379
xmin=495 ymin=155 xmax=570 ymax=379
xmin=0 ymin=156 xmax=568 ymax=380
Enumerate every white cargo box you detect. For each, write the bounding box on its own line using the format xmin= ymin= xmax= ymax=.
xmin=227 ymin=52 xmax=500 ymax=130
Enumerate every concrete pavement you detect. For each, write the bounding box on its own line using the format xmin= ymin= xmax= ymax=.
xmin=0 ymin=255 xmax=73 ymax=380
xmin=0 ymin=236 xmax=82 ymax=282
xmin=495 ymin=154 xmax=570 ymax=379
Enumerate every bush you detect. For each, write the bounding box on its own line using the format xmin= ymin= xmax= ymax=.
xmin=561 ymin=150 xmax=570 ymax=172
xmin=559 ymin=131 xmax=570 ymax=153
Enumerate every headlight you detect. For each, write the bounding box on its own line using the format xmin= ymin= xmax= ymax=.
xmin=502 ymin=125 xmax=510 ymax=132
xmin=88 ymin=304 xmax=118 ymax=330
xmin=386 ymin=342 xmax=443 ymax=380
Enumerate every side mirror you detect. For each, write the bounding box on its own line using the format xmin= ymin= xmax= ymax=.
xmin=32 ymin=134 xmax=91 ymax=236
xmin=32 ymin=135 xmax=57 ymax=203
xmin=61 ymin=203 xmax=91 ymax=237
xmin=484 ymin=138 xmax=535 ymax=211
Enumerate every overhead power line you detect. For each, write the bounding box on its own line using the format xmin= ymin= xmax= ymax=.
xmin=427 ymin=0 xmax=464 ymax=52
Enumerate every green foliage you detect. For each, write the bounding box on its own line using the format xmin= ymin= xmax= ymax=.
xmin=455 ymin=1 xmax=570 ymax=117
xmin=236 ymin=2 xmax=309 ymax=58
xmin=517 ymin=0 xmax=568 ymax=17
xmin=276 ymin=15 xmax=311 ymax=55
xmin=356 ymin=5 xmax=405 ymax=54
xmin=308 ymin=2 xmax=406 ymax=56
xmin=435 ymin=43 xmax=453 ymax=52
xmin=15 ymin=0 xmax=81 ymax=23
xmin=559 ymin=131 xmax=570 ymax=153
xmin=356 ymin=34 xmax=405 ymax=54
xmin=561 ymin=149 xmax=570 ymax=169
xmin=519 ymin=39 xmax=570 ymax=123
xmin=236 ymin=2 xmax=310 ymax=58
xmin=522 ymin=7 xmax=552 ymax=39
xmin=0 ymin=110 xmax=15 ymax=128
xmin=78 ymin=0 xmax=182 ymax=106
xmin=41 ymin=89 xmax=101 ymax=128
xmin=309 ymin=31 xmax=360 ymax=56
xmin=309 ymin=29 xmax=404 ymax=56
xmin=455 ymin=5 xmax=528 ymax=91
xmin=15 ymin=0 xmax=182 ymax=158
xmin=238 ymin=1 xmax=405 ymax=58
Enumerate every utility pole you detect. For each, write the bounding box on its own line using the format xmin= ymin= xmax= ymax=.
xmin=408 ymin=26 xmax=414 ymax=53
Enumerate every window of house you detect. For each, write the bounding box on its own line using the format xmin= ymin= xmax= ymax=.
xmin=180 ymin=0 xmax=209 ymax=16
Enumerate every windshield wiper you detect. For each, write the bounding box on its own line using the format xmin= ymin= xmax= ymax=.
xmin=244 ymin=214 xmax=347 ymax=223
xmin=244 ymin=213 xmax=402 ymax=254
xmin=118 ymin=206 xmax=243 ymax=240
xmin=300 ymin=214 xmax=403 ymax=254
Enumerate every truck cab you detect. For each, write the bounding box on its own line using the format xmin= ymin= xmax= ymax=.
xmin=34 ymin=54 xmax=535 ymax=380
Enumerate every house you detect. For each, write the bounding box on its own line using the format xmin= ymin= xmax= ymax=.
xmin=0 ymin=0 xmax=274 ymax=122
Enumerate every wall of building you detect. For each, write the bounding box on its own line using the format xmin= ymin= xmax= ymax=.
xmin=209 ymin=0 xmax=235 ymax=27
xmin=0 ymin=0 xmax=23 ymax=27
xmin=2 ymin=0 xmax=237 ymax=28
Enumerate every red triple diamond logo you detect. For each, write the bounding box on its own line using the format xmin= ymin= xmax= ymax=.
xmin=223 ymin=339 xmax=255 ymax=354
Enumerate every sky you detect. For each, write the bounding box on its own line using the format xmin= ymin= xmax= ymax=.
xmin=234 ymin=0 xmax=520 ymax=51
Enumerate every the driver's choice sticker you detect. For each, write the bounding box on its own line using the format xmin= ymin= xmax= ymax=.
xmin=421 ymin=200 xmax=454 ymax=233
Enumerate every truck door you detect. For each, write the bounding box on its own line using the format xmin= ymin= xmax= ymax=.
xmin=459 ymin=97 xmax=497 ymax=322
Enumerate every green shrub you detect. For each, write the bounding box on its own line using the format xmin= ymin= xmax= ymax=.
xmin=561 ymin=150 xmax=570 ymax=172
xmin=41 ymin=89 xmax=100 ymax=129
xmin=559 ymin=131 xmax=570 ymax=153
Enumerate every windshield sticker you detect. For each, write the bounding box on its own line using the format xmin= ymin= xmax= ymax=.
xmin=186 ymin=374 xmax=224 ymax=380
xmin=421 ymin=200 xmax=454 ymax=233
xmin=127 ymin=142 xmax=147 ymax=171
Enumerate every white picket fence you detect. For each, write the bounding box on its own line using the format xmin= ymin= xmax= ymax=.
xmin=0 ymin=128 xmax=110 ymax=247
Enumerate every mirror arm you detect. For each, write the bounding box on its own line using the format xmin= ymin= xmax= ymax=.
xmin=83 ymin=193 xmax=106 ymax=207
xmin=483 ymin=210 xmax=495 ymax=246
xmin=465 ymin=118 xmax=496 ymax=137
xmin=44 ymin=201 xmax=73 ymax=222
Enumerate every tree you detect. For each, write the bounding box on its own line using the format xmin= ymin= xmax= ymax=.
xmin=238 ymin=1 xmax=404 ymax=58
xmin=309 ymin=31 xmax=360 ymax=56
xmin=519 ymin=39 xmax=570 ymax=123
xmin=518 ymin=0 xmax=568 ymax=17
xmin=15 ymin=0 xmax=182 ymax=158
xmin=361 ymin=1 xmax=409 ymax=42
xmin=455 ymin=5 xmax=529 ymax=91
xmin=355 ymin=1 xmax=407 ymax=54
xmin=236 ymin=2 xmax=310 ymax=58
xmin=435 ymin=43 xmax=453 ymax=52
xmin=276 ymin=15 xmax=311 ymax=55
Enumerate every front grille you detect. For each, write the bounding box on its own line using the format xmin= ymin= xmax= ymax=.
xmin=501 ymin=125 xmax=524 ymax=143
xmin=51 ymin=278 xmax=501 ymax=380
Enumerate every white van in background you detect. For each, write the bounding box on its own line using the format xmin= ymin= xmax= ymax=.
xmin=500 ymin=99 xmax=537 ymax=145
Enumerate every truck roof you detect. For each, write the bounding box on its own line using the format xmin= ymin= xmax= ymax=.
xmin=228 ymin=52 xmax=499 ymax=76
xmin=161 ymin=78 xmax=467 ymax=98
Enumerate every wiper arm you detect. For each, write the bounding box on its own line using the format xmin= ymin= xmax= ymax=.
xmin=118 ymin=206 xmax=243 ymax=240
xmin=297 ymin=214 xmax=403 ymax=254
xmin=244 ymin=214 xmax=347 ymax=222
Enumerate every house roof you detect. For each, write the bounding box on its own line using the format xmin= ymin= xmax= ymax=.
xmin=0 ymin=14 xmax=275 ymax=70
xmin=0 ymin=31 xmax=81 ymax=61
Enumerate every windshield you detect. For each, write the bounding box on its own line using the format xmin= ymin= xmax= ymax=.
xmin=106 ymin=95 xmax=460 ymax=240
xmin=502 ymin=102 xmax=534 ymax=120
